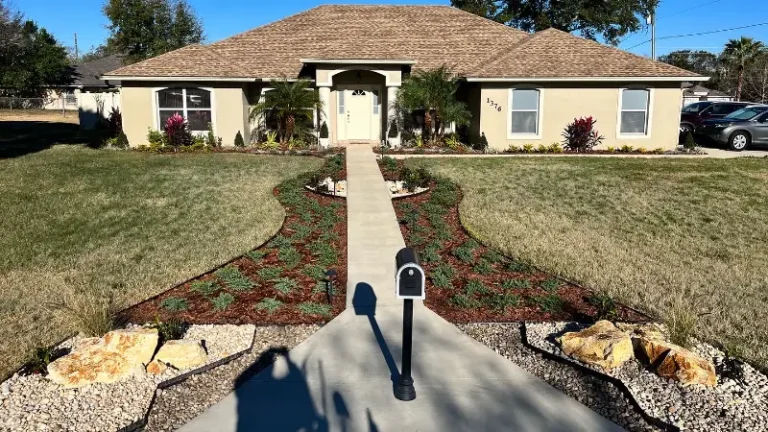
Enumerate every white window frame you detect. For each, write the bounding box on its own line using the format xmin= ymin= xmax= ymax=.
xmin=616 ymin=87 xmax=654 ymax=139
xmin=152 ymin=86 xmax=216 ymax=134
xmin=507 ymin=87 xmax=544 ymax=140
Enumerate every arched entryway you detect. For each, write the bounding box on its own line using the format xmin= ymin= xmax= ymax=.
xmin=331 ymin=70 xmax=386 ymax=144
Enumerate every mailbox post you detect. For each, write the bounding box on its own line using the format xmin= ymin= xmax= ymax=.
xmin=395 ymin=247 xmax=425 ymax=402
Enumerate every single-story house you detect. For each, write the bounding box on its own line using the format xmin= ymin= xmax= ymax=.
xmin=682 ymin=84 xmax=733 ymax=106
xmin=102 ymin=5 xmax=707 ymax=150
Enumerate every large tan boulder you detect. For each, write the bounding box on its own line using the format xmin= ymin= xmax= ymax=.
xmin=558 ymin=320 xmax=634 ymax=371
xmin=154 ymin=340 xmax=207 ymax=370
xmin=47 ymin=345 xmax=135 ymax=388
xmin=103 ymin=328 xmax=159 ymax=367
xmin=636 ymin=338 xmax=717 ymax=387
xmin=146 ymin=359 xmax=167 ymax=375
xmin=47 ymin=328 xmax=160 ymax=388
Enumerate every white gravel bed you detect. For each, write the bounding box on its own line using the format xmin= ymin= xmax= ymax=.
xmin=144 ymin=324 xmax=321 ymax=432
xmin=0 ymin=324 xmax=256 ymax=432
xmin=526 ymin=322 xmax=768 ymax=432
xmin=306 ymin=179 xmax=427 ymax=199
xmin=458 ymin=322 xmax=660 ymax=432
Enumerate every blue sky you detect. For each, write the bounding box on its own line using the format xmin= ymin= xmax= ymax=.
xmin=14 ymin=0 xmax=768 ymax=58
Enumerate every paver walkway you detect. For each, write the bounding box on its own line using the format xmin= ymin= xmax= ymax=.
xmin=179 ymin=147 xmax=624 ymax=432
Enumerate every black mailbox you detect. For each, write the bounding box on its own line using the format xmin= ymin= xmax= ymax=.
xmin=395 ymin=247 xmax=425 ymax=300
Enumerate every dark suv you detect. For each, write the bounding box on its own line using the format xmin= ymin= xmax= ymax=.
xmin=680 ymin=101 xmax=757 ymax=137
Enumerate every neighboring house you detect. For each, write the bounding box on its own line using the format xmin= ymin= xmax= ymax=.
xmin=102 ymin=5 xmax=707 ymax=150
xmin=44 ymin=55 xmax=124 ymax=128
xmin=683 ymin=85 xmax=733 ymax=106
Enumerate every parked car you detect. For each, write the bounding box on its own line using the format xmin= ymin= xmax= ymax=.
xmin=695 ymin=105 xmax=768 ymax=151
xmin=680 ymin=101 xmax=758 ymax=137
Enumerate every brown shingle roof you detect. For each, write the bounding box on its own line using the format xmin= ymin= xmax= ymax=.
xmin=105 ymin=5 xmax=701 ymax=80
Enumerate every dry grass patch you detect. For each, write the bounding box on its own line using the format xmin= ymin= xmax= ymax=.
xmin=407 ymin=157 xmax=768 ymax=369
xmin=0 ymin=147 xmax=322 ymax=379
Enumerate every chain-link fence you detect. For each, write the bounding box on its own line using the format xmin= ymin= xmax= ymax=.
xmin=0 ymin=94 xmax=78 ymax=112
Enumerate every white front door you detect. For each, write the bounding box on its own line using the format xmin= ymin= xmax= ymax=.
xmin=337 ymin=86 xmax=380 ymax=142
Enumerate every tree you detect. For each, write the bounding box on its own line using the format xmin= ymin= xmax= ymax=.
xmin=723 ymin=37 xmax=765 ymax=101
xmin=658 ymin=50 xmax=719 ymax=76
xmin=451 ymin=0 xmax=657 ymax=45
xmin=103 ymin=0 xmax=204 ymax=64
xmin=249 ymin=79 xmax=323 ymax=143
xmin=0 ymin=1 xmax=74 ymax=98
xmin=395 ymin=66 xmax=471 ymax=141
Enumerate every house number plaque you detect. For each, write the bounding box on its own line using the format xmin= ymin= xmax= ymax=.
xmin=486 ymin=98 xmax=502 ymax=112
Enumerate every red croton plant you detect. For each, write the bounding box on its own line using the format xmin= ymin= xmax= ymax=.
xmin=562 ymin=116 xmax=605 ymax=152
xmin=164 ymin=113 xmax=193 ymax=147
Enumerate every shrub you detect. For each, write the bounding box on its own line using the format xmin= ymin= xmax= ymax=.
xmin=502 ymin=279 xmax=532 ymax=290
xmin=255 ymin=297 xmax=283 ymax=313
xmin=381 ymin=155 xmax=398 ymax=172
xmin=548 ymin=142 xmax=563 ymax=153
xmin=151 ymin=317 xmax=188 ymax=344
xmin=420 ymin=246 xmax=440 ymax=263
xmin=273 ymin=277 xmax=298 ymax=295
xmin=211 ymin=292 xmax=235 ymax=311
xmin=164 ymin=113 xmax=193 ymax=147
xmin=464 ymin=279 xmax=490 ymax=296
xmin=206 ymin=123 xmax=221 ymax=148
xmin=297 ymin=302 xmax=332 ymax=316
xmin=507 ymin=144 xmax=520 ymax=153
xmin=302 ymin=264 xmax=326 ymax=281
xmin=450 ymin=294 xmax=481 ymax=308
xmin=246 ymin=250 xmax=267 ymax=263
xmin=278 ymin=246 xmax=302 ymax=269
xmin=258 ymin=267 xmax=283 ymax=281
xmin=445 ymin=133 xmax=462 ymax=150
xmin=234 ymin=131 xmax=245 ymax=147
xmin=606 ymin=146 xmax=616 ymax=153
xmin=48 ymin=292 xmax=118 ymax=337
xmin=105 ymin=106 xmax=122 ymax=137
xmin=473 ymin=259 xmax=494 ymax=275
xmin=540 ymin=279 xmax=560 ymax=292
xmin=452 ymin=245 xmax=474 ymax=263
xmin=190 ymin=280 xmax=220 ymax=296
xmin=652 ymin=147 xmax=665 ymax=154
xmin=400 ymin=166 xmax=433 ymax=192
xmin=482 ymin=250 xmax=503 ymax=264
xmin=320 ymin=121 xmax=329 ymax=139
xmin=587 ymin=292 xmax=618 ymax=320
xmin=161 ymin=297 xmax=188 ymax=312
xmin=432 ymin=263 xmax=456 ymax=289
xmin=620 ymin=144 xmax=634 ymax=153
xmin=683 ymin=131 xmax=697 ymax=152
xmin=484 ymin=293 xmax=521 ymax=311
xmin=522 ymin=143 xmax=534 ymax=153
xmin=147 ymin=128 xmax=165 ymax=147
xmin=473 ymin=132 xmax=489 ymax=152
xmin=215 ymin=266 xmax=255 ymax=291
xmin=24 ymin=347 xmax=68 ymax=375
xmin=530 ymin=294 xmax=564 ymax=313
xmin=536 ymin=144 xmax=548 ymax=153
xmin=114 ymin=131 xmax=129 ymax=149
xmin=562 ymin=116 xmax=604 ymax=152
xmin=507 ymin=261 xmax=532 ymax=273
xmin=269 ymin=235 xmax=293 ymax=249
xmin=637 ymin=147 xmax=647 ymax=154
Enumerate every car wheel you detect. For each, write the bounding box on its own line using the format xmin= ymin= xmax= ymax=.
xmin=728 ymin=131 xmax=750 ymax=151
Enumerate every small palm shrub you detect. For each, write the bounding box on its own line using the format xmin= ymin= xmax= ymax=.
xmin=211 ymin=292 xmax=235 ymax=311
xmin=190 ymin=280 xmax=220 ymax=296
xmin=587 ymin=292 xmax=618 ymax=320
xmin=215 ymin=266 xmax=255 ymax=291
xmin=278 ymin=246 xmax=302 ymax=268
xmin=234 ymin=130 xmax=245 ymax=147
xmin=246 ymin=250 xmax=267 ymax=263
xmin=562 ymin=116 xmax=604 ymax=152
xmin=151 ymin=317 xmax=188 ymax=344
xmin=164 ymin=113 xmax=193 ymax=147
xmin=258 ymin=267 xmax=283 ymax=281
xmin=273 ymin=277 xmax=298 ymax=295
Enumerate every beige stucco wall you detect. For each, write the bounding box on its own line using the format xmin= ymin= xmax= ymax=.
xmin=478 ymin=83 xmax=684 ymax=151
xmin=121 ymin=82 xmax=248 ymax=147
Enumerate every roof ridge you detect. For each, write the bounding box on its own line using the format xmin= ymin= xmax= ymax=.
xmin=469 ymin=30 xmax=542 ymax=77
xmin=445 ymin=6 xmax=528 ymax=35
xmin=211 ymin=5 xmax=326 ymax=46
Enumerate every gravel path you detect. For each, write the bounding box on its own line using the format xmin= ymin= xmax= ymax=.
xmin=457 ymin=322 xmax=662 ymax=432
xmin=144 ymin=324 xmax=321 ymax=432
xmin=527 ymin=322 xmax=768 ymax=432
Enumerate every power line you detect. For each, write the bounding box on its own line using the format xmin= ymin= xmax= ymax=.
xmin=625 ymin=21 xmax=768 ymax=50
xmin=661 ymin=0 xmax=727 ymax=19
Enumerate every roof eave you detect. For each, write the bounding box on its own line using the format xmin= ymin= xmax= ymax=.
xmin=300 ymin=58 xmax=417 ymax=65
xmin=465 ymin=76 xmax=710 ymax=83
xmin=101 ymin=75 xmax=258 ymax=82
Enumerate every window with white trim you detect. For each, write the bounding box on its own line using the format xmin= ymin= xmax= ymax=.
xmin=372 ymin=90 xmax=379 ymax=115
xmin=509 ymin=89 xmax=540 ymax=135
xmin=157 ymin=88 xmax=212 ymax=132
xmin=338 ymin=90 xmax=345 ymax=114
xmin=620 ymin=89 xmax=650 ymax=135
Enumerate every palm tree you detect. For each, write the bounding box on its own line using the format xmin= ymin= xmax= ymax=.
xmin=396 ymin=66 xmax=470 ymax=141
xmin=250 ymin=79 xmax=323 ymax=142
xmin=723 ymin=37 xmax=765 ymax=101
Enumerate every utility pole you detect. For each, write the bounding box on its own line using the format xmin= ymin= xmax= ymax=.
xmin=649 ymin=10 xmax=656 ymax=60
xmin=74 ymin=33 xmax=79 ymax=60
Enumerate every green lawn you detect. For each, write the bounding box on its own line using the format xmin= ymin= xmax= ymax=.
xmin=0 ymin=146 xmax=322 ymax=379
xmin=407 ymin=156 xmax=768 ymax=369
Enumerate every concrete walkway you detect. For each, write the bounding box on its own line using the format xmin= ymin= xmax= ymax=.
xmin=179 ymin=146 xmax=623 ymax=432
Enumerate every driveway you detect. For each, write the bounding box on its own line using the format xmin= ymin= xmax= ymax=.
xmin=702 ymin=146 xmax=768 ymax=158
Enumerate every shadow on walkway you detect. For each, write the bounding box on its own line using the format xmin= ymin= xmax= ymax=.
xmin=352 ymin=282 xmax=400 ymax=387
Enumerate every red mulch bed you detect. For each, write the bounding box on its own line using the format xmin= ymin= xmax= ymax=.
xmin=378 ymin=157 xmax=649 ymax=324
xmin=121 ymin=173 xmax=347 ymax=326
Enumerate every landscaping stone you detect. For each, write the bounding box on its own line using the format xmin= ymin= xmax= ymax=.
xmin=155 ymin=340 xmax=207 ymax=370
xmin=0 ymin=324 xmax=255 ymax=431
xmin=103 ymin=328 xmax=160 ymax=367
xmin=146 ymin=360 xmax=167 ymax=375
xmin=527 ymin=321 xmax=768 ymax=431
xmin=558 ymin=320 xmax=633 ymax=371
xmin=656 ymin=347 xmax=717 ymax=387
